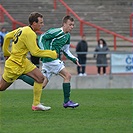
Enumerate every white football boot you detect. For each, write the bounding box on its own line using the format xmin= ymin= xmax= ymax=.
xmin=32 ymin=103 xmax=51 ymax=111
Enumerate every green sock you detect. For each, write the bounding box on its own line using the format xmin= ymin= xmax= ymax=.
xmin=63 ymin=83 xmax=70 ymax=103
xmin=18 ymin=75 xmax=34 ymax=86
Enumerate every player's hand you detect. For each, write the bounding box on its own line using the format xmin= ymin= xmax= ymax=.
xmin=76 ymin=60 xmax=81 ymax=67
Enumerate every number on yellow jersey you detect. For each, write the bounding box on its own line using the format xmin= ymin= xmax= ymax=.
xmin=13 ymin=29 xmax=22 ymax=44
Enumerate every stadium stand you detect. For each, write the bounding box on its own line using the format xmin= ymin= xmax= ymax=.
xmin=0 ymin=0 xmax=132 ymax=89
xmin=0 ymin=0 xmax=132 ymax=51
xmin=0 ymin=0 xmax=133 ymax=73
xmin=0 ymin=0 xmax=132 ymax=36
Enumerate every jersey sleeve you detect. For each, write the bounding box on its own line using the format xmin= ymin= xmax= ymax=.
xmin=2 ymin=29 xmax=18 ymax=56
xmin=25 ymin=32 xmax=57 ymax=59
xmin=62 ymin=44 xmax=78 ymax=64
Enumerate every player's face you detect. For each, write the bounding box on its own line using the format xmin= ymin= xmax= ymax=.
xmin=33 ymin=17 xmax=44 ymax=31
xmin=63 ymin=19 xmax=74 ymax=33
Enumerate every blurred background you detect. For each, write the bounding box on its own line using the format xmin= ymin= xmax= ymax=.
xmin=0 ymin=0 xmax=133 ymax=89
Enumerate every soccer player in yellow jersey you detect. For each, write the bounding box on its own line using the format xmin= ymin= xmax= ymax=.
xmin=0 ymin=12 xmax=57 ymax=111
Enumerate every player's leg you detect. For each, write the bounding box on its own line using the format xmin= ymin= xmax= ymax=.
xmin=27 ymin=68 xmax=43 ymax=103
xmin=25 ymin=59 xmax=50 ymax=111
xmin=0 ymin=78 xmax=12 ymax=91
xmin=18 ymin=75 xmax=34 ymax=86
xmin=59 ymin=68 xmax=79 ymax=108
xmin=41 ymin=59 xmax=79 ymax=108
xmin=0 ymin=59 xmax=21 ymax=91
xmin=25 ymin=59 xmax=44 ymax=106
xmin=42 ymin=77 xmax=49 ymax=88
xmin=26 ymin=68 xmax=51 ymax=111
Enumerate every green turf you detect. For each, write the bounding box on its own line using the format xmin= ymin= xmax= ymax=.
xmin=0 ymin=89 xmax=132 ymax=133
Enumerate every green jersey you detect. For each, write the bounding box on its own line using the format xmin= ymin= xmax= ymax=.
xmin=39 ymin=27 xmax=77 ymax=63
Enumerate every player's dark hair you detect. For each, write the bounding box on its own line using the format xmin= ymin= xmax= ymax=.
xmin=62 ymin=15 xmax=74 ymax=24
xmin=29 ymin=12 xmax=43 ymax=25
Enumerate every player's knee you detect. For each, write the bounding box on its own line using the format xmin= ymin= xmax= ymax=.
xmin=42 ymin=84 xmax=46 ymax=88
xmin=35 ymin=76 xmax=44 ymax=83
xmin=65 ymin=73 xmax=71 ymax=81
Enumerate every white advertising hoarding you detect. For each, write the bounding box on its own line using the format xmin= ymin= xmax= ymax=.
xmin=111 ymin=53 xmax=133 ymax=73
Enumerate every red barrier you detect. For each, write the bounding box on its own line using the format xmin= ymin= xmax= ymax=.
xmin=54 ymin=0 xmax=133 ymax=50
xmin=0 ymin=4 xmax=26 ymax=29
xmin=0 ymin=2 xmax=132 ymax=51
xmin=130 ymin=13 xmax=133 ymax=37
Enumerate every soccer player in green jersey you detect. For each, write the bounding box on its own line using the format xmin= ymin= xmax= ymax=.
xmin=37 ymin=15 xmax=81 ymax=109
xmin=0 ymin=12 xmax=57 ymax=111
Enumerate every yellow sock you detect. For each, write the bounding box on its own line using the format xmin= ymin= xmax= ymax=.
xmin=33 ymin=82 xmax=43 ymax=106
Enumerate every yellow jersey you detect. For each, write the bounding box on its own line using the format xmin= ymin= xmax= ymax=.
xmin=3 ymin=26 xmax=57 ymax=66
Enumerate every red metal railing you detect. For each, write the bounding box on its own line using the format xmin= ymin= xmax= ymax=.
xmin=0 ymin=4 xmax=26 ymax=29
xmin=130 ymin=13 xmax=133 ymax=37
xmin=0 ymin=4 xmax=44 ymax=34
xmin=54 ymin=0 xmax=133 ymax=50
xmin=0 ymin=2 xmax=133 ymax=51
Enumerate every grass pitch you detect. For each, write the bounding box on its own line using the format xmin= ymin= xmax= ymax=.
xmin=0 ymin=89 xmax=132 ymax=133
